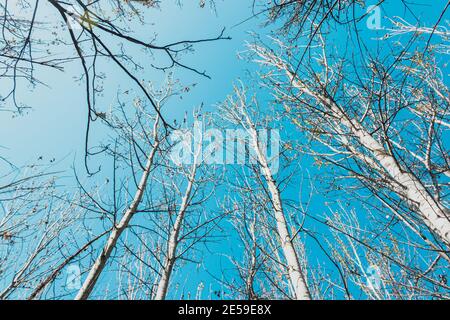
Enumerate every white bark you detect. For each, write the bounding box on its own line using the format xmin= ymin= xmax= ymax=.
xmin=154 ymin=164 xmax=198 ymax=300
xmin=249 ymin=126 xmax=311 ymax=300
xmin=246 ymin=218 xmax=258 ymax=299
xmin=224 ymin=87 xmax=311 ymax=299
xmin=283 ymin=67 xmax=450 ymax=247
xmin=75 ymin=121 xmax=160 ymax=300
xmin=28 ymin=231 xmax=107 ymax=300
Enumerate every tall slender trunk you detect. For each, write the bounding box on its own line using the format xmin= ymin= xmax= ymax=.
xmin=246 ymin=217 xmax=258 ymax=300
xmin=154 ymin=165 xmax=197 ymax=300
xmin=286 ymin=69 xmax=450 ymax=247
xmin=249 ymin=126 xmax=311 ymax=300
xmin=75 ymin=138 xmax=160 ymax=300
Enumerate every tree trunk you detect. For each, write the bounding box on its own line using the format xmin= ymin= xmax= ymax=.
xmin=250 ymin=127 xmax=311 ymax=300
xmin=28 ymin=231 xmax=107 ymax=300
xmin=287 ymin=69 xmax=450 ymax=247
xmin=75 ymin=141 xmax=159 ymax=300
xmin=154 ymin=165 xmax=197 ymax=300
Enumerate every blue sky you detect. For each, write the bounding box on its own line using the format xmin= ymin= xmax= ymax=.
xmin=0 ymin=0 xmax=263 ymax=167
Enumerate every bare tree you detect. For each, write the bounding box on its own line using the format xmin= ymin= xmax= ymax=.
xmin=0 ymin=166 xmax=89 ymax=299
xmin=245 ymin=31 xmax=450 ymax=300
xmin=69 ymin=78 xmax=221 ymax=299
xmin=324 ymin=204 xmax=450 ymax=299
xmin=220 ymin=84 xmax=311 ymax=300
xmin=73 ymin=80 xmax=169 ymax=299
xmin=223 ymin=186 xmax=308 ymax=300
xmin=153 ymin=138 xmax=202 ymax=300
xmin=0 ymin=0 xmax=229 ymax=173
xmin=250 ymin=33 xmax=450 ymax=247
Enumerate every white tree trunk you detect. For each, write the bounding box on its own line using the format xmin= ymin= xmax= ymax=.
xmin=154 ymin=165 xmax=197 ymax=300
xmin=75 ymin=141 xmax=159 ymax=300
xmin=249 ymin=126 xmax=311 ymax=300
xmin=287 ymin=70 xmax=450 ymax=247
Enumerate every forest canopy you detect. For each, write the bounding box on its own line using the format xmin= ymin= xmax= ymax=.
xmin=1 ymin=0 xmax=450 ymax=300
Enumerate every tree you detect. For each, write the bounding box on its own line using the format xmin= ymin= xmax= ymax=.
xmin=73 ymin=79 xmax=169 ymax=299
xmin=0 ymin=0 xmax=229 ymax=173
xmin=220 ymin=84 xmax=311 ymax=300
xmin=154 ymin=113 xmax=221 ymax=300
xmin=0 ymin=166 xmax=90 ymax=299
xmin=325 ymin=204 xmax=450 ymax=299
xmin=249 ymin=28 xmax=450 ymax=255
xmin=71 ymin=80 xmax=220 ymax=299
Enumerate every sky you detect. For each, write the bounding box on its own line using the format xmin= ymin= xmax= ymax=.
xmin=0 ymin=0 xmax=263 ymax=168
xmin=1 ymin=0 xmax=450 ymax=299
xmin=2 ymin=0 xmax=447 ymax=169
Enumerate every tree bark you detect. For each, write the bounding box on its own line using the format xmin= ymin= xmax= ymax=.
xmin=75 ymin=138 xmax=159 ymax=300
xmin=154 ymin=165 xmax=197 ymax=300
xmin=285 ymin=68 xmax=450 ymax=247
xmin=249 ymin=125 xmax=311 ymax=300
xmin=28 ymin=231 xmax=107 ymax=300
